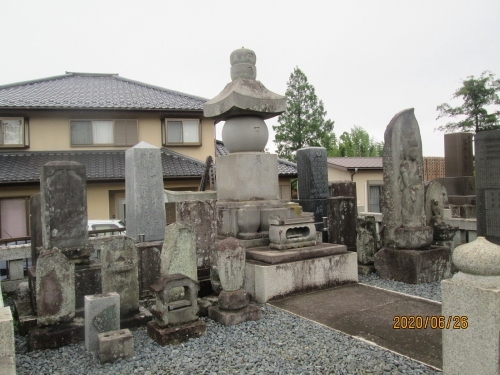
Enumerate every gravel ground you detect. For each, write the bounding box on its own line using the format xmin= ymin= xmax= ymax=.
xmin=11 ymin=274 xmax=444 ymax=375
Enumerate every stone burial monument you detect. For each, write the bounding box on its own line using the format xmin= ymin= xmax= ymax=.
xmin=204 ymin=48 xmax=357 ymax=304
xmin=27 ymin=161 xmax=101 ymax=351
xmin=374 ymin=109 xmax=451 ymax=283
xmin=146 ymin=222 xmax=206 ymax=345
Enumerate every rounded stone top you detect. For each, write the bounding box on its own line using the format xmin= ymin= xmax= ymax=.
xmin=453 ymin=236 xmax=500 ymax=276
xmin=230 ymin=47 xmax=257 ymax=81
xmin=230 ymin=47 xmax=256 ymax=66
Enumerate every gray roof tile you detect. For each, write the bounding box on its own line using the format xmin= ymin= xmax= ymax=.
xmin=327 ymin=157 xmax=383 ymax=169
xmin=0 ymin=73 xmax=206 ymax=111
xmin=0 ymin=148 xmax=205 ymax=184
xmin=215 ymin=140 xmax=297 ymax=176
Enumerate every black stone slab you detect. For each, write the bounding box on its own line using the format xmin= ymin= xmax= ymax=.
xmin=475 ymin=129 xmax=500 ymax=245
xmin=327 ymin=197 xmax=357 ymax=251
xmin=246 ymin=243 xmax=347 ymax=265
xmin=296 ymin=147 xmax=329 ymax=200
xmin=444 ymin=132 xmax=474 ymax=177
xmin=269 ymin=283 xmax=443 ymax=369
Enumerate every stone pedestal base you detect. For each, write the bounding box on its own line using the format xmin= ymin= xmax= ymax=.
xmin=27 ymin=319 xmax=84 ymax=351
xmin=216 ymin=153 xmax=279 ymax=201
xmin=244 ymin=245 xmax=358 ymax=303
xmin=374 ymin=246 xmax=451 ymax=284
xmin=442 ymin=274 xmax=500 ymax=375
xmin=146 ymin=319 xmax=206 ymax=346
xmin=98 ymin=329 xmax=134 ymax=364
xmin=208 ymin=305 xmax=261 ymax=326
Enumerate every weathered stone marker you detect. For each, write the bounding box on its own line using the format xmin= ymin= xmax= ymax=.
xmin=36 ymin=249 xmax=75 ymax=325
xmin=98 ymin=329 xmax=134 ymax=364
xmin=374 ymin=109 xmax=451 ymax=283
xmin=475 ymin=129 xmax=500 ymax=245
xmin=327 ymin=196 xmax=356 ymax=252
xmin=125 ymin=141 xmax=166 ymax=242
xmin=444 ymin=132 xmax=474 ymax=177
xmin=161 ymin=222 xmax=197 ymax=282
xmin=295 ymin=147 xmax=329 ymax=223
xmin=208 ymin=238 xmax=260 ymax=326
xmin=101 ymin=237 xmax=139 ymax=317
xmin=442 ymin=237 xmax=500 ymax=374
xmin=40 ymin=161 xmax=93 ymax=262
xmin=84 ymin=292 xmax=120 ymax=353
xmin=29 ymin=193 xmax=43 ymax=265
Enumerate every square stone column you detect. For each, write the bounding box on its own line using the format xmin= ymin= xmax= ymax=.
xmin=442 ymin=275 xmax=500 ymax=374
xmin=125 ymin=142 xmax=166 ymax=242
xmin=216 ymin=153 xmax=279 ymax=201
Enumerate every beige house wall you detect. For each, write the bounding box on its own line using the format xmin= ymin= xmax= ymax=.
xmin=328 ymin=166 xmax=383 ymax=211
xmin=9 ymin=110 xmax=215 ymax=162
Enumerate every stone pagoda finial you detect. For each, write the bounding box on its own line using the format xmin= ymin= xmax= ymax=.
xmin=204 ymin=48 xmax=286 ymax=153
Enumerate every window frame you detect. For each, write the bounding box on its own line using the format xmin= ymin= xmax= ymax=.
xmin=0 ymin=117 xmax=29 ymax=148
xmin=70 ymin=119 xmax=138 ymax=147
xmin=162 ymin=118 xmax=202 ymax=146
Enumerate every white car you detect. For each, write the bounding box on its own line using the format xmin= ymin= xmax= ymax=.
xmin=88 ymin=220 xmax=126 ymax=236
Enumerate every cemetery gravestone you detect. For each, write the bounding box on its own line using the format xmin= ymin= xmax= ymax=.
xmin=375 ymin=109 xmax=451 ymax=283
xmin=101 ymin=237 xmax=139 ymax=317
xmin=125 ymin=142 xmax=166 ymax=242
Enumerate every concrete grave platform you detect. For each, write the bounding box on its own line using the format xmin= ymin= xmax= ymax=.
xmin=244 ymin=245 xmax=357 ymax=303
xmin=246 ymin=243 xmax=346 ymax=265
xmin=269 ymin=283 xmax=443 ymax=370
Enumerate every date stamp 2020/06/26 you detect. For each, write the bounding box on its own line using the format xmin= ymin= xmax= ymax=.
xmin=393 ymin=316 xmax=468 ymax=329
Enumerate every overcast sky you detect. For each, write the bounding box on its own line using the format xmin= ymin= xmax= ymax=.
xmin=1 ymin=0 xmax=499 ymax=156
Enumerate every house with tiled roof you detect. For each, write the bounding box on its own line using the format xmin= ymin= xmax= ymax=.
xmin=327 ymin=157 xmax=383 ymax=213
xmin=0 ymin=72 xmax=297 ymax=241
xmin=0 ymin=72 xmax=217 ymax=240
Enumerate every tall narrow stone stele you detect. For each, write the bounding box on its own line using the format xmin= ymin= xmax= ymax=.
xmin=101 ymin=237 xmax=139 ymax=317
xmin=375 ymin=108 xmax=451 ymax=284
xmin=36 ymin=249 xmax=75 ymax=325
xmin=40 ymin=161 xmax=93 ymax=262
xmin=125 ymin=141 xmax=166 ymax=242
xmin=381 ymin=108 xmax=432 ymax=249
xmin=161 ymin=222 xmax=197 ymax=281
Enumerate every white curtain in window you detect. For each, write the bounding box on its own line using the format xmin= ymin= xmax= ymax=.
xmin=0 ymin=199 xmax=27 ymax=239
xmin=167 ymin=121 xmax=183 ymax=143
xmin=92 ymin=121 xmax=114 ymax=144
xmin=183 ymin=120 xmax=199 ymax=143
xmin=2 ymin=119 xmax=23 ymax=145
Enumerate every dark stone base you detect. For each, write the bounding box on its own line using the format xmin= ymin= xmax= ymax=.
xmin=358 ymin=263 xmax=376 ymax=275
xmin=27 ymin=319 xmax=84 ymax=351
xmin=146 ymin=319 xmax=206 ymax=346
xmin=246 ymin=243 xmax=347 ymax=265
xmin=208 ymin=305 xmax=261 ymax=326
xmin=218 ymin=289 xmax=249 ymax=310
xmin=374 ymin=246 xmax=451 ymax=284
xmin=120 ymin=306 xmax=153 ymax=329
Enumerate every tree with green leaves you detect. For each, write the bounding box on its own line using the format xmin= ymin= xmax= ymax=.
xmin=329 ymin=125 xmax=383 ymax=157
xmin=273 ymin=67 xmax=335 ymax=161
xmin=436 ymin=71 xmax=500 ymax=133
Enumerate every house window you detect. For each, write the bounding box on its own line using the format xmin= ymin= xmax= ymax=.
xmin=0 ymin=198 xmax=29 ymax=240
xmin=0 ymin=117 xmax=29 ymax=147
xmin=163 ymin=119 xmax=200 ymax=145
xmin=71 ymin=119 xmax=138 ymax=146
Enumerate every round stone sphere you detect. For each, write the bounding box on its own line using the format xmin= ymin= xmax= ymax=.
xmin=453 ymin=236 xmax=500 ymax=276
xmin=230 ymin=48 xmax=256 ymax=66
xmin=222 ymin=116 xmax=269 ymax=153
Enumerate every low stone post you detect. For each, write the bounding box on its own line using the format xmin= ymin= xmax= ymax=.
xmin=442 ymin=237 xmax=500 ymax=374
xmin=327 ymin=196 xmax=357 ymax=251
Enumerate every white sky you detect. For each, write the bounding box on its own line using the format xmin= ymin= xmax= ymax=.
xmin=1 ymin=0 xmax=499 ymax=156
